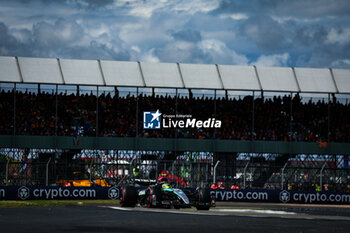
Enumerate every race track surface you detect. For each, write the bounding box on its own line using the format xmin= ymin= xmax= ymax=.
xmin=1 ymin=202 xmax=350 ymax=233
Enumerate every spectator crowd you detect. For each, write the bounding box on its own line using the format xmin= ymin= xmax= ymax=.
xmin=0 ymin=89 xmax=349 ymax=142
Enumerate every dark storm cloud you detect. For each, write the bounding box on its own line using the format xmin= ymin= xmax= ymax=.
xmin=11 ymin=0 xmax=115 ymax=8
xmin=240 ymin=15 xmax=290 ymax=51
xmin=270 ymin=0 xmax=350 ymax=17
xmin=293 ymin=26 xmax=328 ymax=46
xmin=0 ymin=22 xmax=31 ymax=56
xmin=60 ymin=41 xmax=130 ymax=60
xmin=307 ymin=41 xmax=350 ymax=67
xmin=76 ymin=0 xmax=115 ymax=8
xmin=215 ymin=0 xmax=350 ymax=18
xmin=0 ymin=18 xmax=130 ymax=60
xmin=0 ymin=22 xmax=17 ymax=46
xmin=171 ymin=29 xmax=202 ymax=42
xmin=32 ymin=19 xmax=84 ymax=48
xmin=0 ymin=0 xmax=349 ymax=68
xmin=212 ymin=0 xmax=350 ymax=67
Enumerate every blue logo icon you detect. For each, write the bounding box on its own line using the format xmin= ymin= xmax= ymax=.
xmin=279 ymin=190 xmax=290 ymax=203
xmin=143 ymin=110 xmax=161 ymax=129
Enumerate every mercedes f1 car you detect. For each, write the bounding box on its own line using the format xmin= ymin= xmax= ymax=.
xmin=120 ymin=183 xmax=213 ymax=210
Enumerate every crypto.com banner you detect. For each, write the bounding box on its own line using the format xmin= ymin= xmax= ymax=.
xmin=1 ymin=186 xmax=350 ymax=204
xmin=210 ymin=189 xmax=350 ymax=204
xmin=0 ymin=186 xmax=120 ymax=200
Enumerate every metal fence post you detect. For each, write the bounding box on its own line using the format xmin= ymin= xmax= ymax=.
xmin=129 ymin=158 xmax=136 ymax=177
xmin=328 ymin=93 xmax=330 ymax=143
xmin=46 ymin=157 xmax=51 ymax=186
xmin=96 ymin=86 xmax=99 ymax=137
xmin=205 ymin=163 xmax=209 ymax=186
xmin=281 ymin=162 xmax=288 ymax=190
xmin=197 ymin=163 xmax=200 ymax=187
xmin=136 ymin=87 xmax=139 ymax=138
xmin=243 ymin=161 xmax=250 ymax=189
xmin=13 ymin=83 xmax=16 ymax=137
xmin=55 ymin=84 xmax=58 ymax=139
xmin=89 ymin=159 xmax=94 ymax=183
xmin=190 ymin=162 xmax=192 ymax=187
xmin=252 ymin=91 xmax=254 ymax=136
xmin=320 ymin=163 xmax=327 ymax=191
xmin=5 ymin=158 xmax=10 ymax=186
xmin=213 ymin=160 xmax=220 ymax=184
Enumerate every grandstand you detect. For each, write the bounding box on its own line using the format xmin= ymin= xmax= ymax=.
xmin=0 ymin=56 xmax=350 ymax=191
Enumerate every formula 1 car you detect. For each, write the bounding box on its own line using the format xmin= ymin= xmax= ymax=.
xmin=120 ymin=183 xmax=213 ymax=210
xmin=56 ymin=171 xmax=110 ymax=187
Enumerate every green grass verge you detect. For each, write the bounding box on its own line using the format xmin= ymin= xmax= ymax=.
xmin=0 ymin=199 xmax=119 ymax=208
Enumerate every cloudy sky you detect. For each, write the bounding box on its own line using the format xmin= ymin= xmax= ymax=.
xmin=0 ymin=0 xmax=349 ymax=68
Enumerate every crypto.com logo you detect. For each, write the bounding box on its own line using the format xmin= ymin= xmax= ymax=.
xmin=279 ymin=190 xmax=290 ymax=203
xmin=143 ymin=110 xmax=161 ymax=129
xmin=18 ymin=186 xmax=30 ymax=200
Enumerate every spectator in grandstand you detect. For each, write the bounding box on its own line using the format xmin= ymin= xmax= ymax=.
xmin=1 ymin=89 xmax=349 ymax=142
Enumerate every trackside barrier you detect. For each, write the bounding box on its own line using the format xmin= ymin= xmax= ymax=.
xmin=211 ymin=189 xmax=350 ymax=205
xmin=0 ymin=186 xmax=350 ymax=204
xmin=0 ymin=186 xmax=121 ymax=201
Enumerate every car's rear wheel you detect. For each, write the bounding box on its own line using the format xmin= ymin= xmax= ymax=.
xmin=120 ymin=186 xmax=137 ymax=207
xmin=196 ymin=188 xmax=211 ymax=210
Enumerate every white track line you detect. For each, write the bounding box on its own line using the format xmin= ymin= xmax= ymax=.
xmin=103 ymin=206 xmax=214 ymax=215
xmin=102 ymin=206 xmax=350 ymax=221
xmin=211 ymin=209 xmax=296 ymax=215
xmin=106 ymin=206 xmax=133 ymax=211
xmin=102 ymin=206 xmax=296 ymax=216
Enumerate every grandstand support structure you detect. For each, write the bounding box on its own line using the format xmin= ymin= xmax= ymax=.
xmin=0 ymin=56 xmax=349 ymax=93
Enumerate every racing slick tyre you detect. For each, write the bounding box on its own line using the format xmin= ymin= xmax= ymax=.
xmin=120 ymin=186 xmax=137 ymax=207
xmin=144 ymin=186 xmax=162 ymax=208
xmin=196 ymin=188 xmax=211 ymax=210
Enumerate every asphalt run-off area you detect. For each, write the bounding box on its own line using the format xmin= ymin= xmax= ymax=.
xmin=1 ymin=202 xmax=350 ymax=233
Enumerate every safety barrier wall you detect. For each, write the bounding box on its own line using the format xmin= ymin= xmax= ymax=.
xmin=1 ymin=135 xmax=350 ymax=154
xmin=1 ymin=186 xmax=350 ymax=205
xmin=0 ymin=186 xmax=121 ymax=200
xmin=211 ymin=189 xmax=350 ymax=204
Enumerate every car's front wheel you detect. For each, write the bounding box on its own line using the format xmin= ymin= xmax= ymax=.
xmin=120 ymin=186 xmax=137 ymax=207
xmin=143 ymin=186 xmax=162 ymax=208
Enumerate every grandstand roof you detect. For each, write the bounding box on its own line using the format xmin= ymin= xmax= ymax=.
xmin=0 ymin=56 xmax=349 ymax=93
